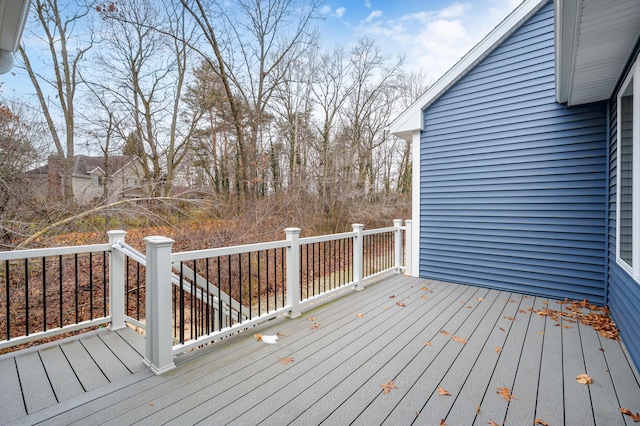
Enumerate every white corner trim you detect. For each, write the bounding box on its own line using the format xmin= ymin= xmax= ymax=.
xmin=411 ymin=130 xmax=420 ymax=277
xmin=390 ymin=0 xmax=548 ymax=142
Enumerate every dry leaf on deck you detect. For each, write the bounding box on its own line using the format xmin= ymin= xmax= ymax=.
xmin=488 ymin=421 xmax=499 ymax=426
xmin=310 ymin=323 xmax=321 ymax=330
xmin=534 ymin=418 xmax=550 ymax=426
xmin=476 ymin=297 xmax=484 ymax=301
xmin=499 ymin=327 xmax=506 ymax=332
xmin=538 ymin=331 xmax=545 ymax=335
xmin=421 ymin=295 xmax=429 ymax=299
xmin=437 ymin=386 xmax=452 ymax=396
xmin=280 ymin=357 xmax=294 ymax=365
xmin=307 ymin=317 xmax=315 ymax=321
xmin=620 ymin=407 xmax=640 ymax=421
xmin=466 ymin=306 xmax=473 ymax=309
xmin=476 ymin=405 xmax=481 ymax=414
xmin=397 ymin=302 xmax=406 ymax=307
xmin=451 ymin=335 xmax=467 ymax=344
xmin=518 ymin=309 xmax=527 ymax=314
xmin=494 ymin=347 xmax=502 ymax=353
xmin=380 ymin=380 xmax=398 ymax=394
xmin=389 ymin=295 xmax=396 ymax=299
xmin=356 ymin=313 xmax=364 ymax=318
xmin=506 ymin=299 xmax=516 ymax=303
xmin=503 ymin=316 xmax=516 ymax=321
xmin=425 ymin=341 xmax=433 ymax=346
xmin=555 ymin=323 xmax=572 ymax=329
xmin=496 ymin=387 xmax=516 ymax=401
xmin=440 ymin=330 xmax=451 ymax=337
xmin=422 ymin=286 xmax=430 ymax=291
xmin=576 ymin=374 xmax=593 ymax=385
xmin=440 ymin=420 xmax=446 ymax=426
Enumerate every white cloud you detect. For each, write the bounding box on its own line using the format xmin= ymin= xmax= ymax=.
xmin=320 ymin=5 xmax=331 ymax=15
xmin=335 ymin=7 xmax=346 ymax=18
xmin=362 ymin=10 xmax=383 ymax=24
xmin=364 ymin=0 xmax=372 ymax=7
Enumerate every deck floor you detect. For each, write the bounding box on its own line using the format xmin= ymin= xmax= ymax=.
xmin=2 ymin=275 xmax=640 ymax=425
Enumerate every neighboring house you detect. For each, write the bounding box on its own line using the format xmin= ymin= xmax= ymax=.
xmin=27 ymin=155 xmax=146 ymax=205
xmin=391 ymin=0 xmax=640 ymax=369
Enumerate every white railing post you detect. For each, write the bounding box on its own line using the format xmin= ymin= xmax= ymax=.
xmin=393 ymin=219 xmax=403 ymax=274
xmin=107 ymin=230 xmax=127 ymax=331
xmin=285 ymin=228 xmax=302 ymax=318
xmin=352 ymin=224 xmax=365 ymax=291
xmin=144 ymin=236 xmax=176 ymax=375
xmin=405 ymin=220 xmax=413 ymax=276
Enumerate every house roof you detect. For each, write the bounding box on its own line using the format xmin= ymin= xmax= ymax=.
xmin=0 ymin=0 xmax=29 ymax=52
xmin=27 ymin=155 xmax=136 ymax=177
xmin=555 ymin=0 xmax=640 ymax=106
xmin=389 ymin=0 xmax=547 ymax=142
xmin=390 ymin=0 xmax=640 ymax=141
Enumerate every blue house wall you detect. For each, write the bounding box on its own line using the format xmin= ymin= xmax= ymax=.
xmin=607 ymin=44 xmax=640 ymax=371
xmin=419 ymin=2 xmax=609 ymax=303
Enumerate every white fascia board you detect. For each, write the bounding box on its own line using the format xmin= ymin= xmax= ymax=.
xmin=555 ymin=0 xmax=581 ymax=104
xmin=0 ymin=0 xmax=30 ymax=52
xmin=390 ymin=0 xmax=547 ymax=142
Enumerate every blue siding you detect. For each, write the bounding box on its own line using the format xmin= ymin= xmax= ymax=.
xmin=607 ymin=47 xmax=640 ymax=370
xmin=419 ymin=1 xmax=608 ymax=303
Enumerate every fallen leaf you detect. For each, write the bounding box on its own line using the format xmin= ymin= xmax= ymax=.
xmin=518 ymin=309 xmax=527 ymax=314
xmin=421 ymin=295 xmax=429 ymax=299
xmin=555 ymin=323 xmax=572 ymax=329
xmin=421 ymin=286 xmax=430 ymax=291
xmin=389 ymin=295 xmax=396 ymax=299
xmin=467 ymin=306 xmax=473 ymax=309
xmin=425 ymin=341 xmax=433 ymax=346
xmin=476 ymin=405 xmax=481 ymax=414
xmin=476 ymin=297 xmax=484 ymax=301
xmin=495 ymin=347 xmax=502 ymax=353
xmin=437 ymin=386 xmax=451 ymax=396
xmin=461 ymin=300 xmax=466 ymax=304
xmin=620 ymin=407 xmax=640 ymax=421
xmin=440 ymin=330 xmax=451 ymax=337
xmin=538 ymin=331 xmax=545 ymax=335
xmin=280 ymin=356 xmax=294 ymax=365
xmin=576 ymin=374 xmax=593 ymax=385
xmin=488 ymin=421 xmax=499 ymax=426
xmin=496 ymin=387 xmax=516 ymax=401
xmin=148 ymin=403 xmax=154 ymax=407
xmin=307 ymin=317 xmax=315 ymax=321
xmin=534 ymin=418 xmax=549 ymax=426
xmin=310 ymin=323 xmax=321 ymax=330
xmin=380 ymin=380 xmax=398 ymax=394
xmin=383 ymin=306 xmax=390 ymax=309
xmin=598 ymin=348 xmax=605 ymax=352
xmin=506 ymin=299 xmax=516 ymax=303
xmin=499 ymin=327 xmax=506 ymax=332
xmin=503 ymin=316 xmax=516 ymax=321
xmin=440 ymin=420 xmax=446 ymax=426
xmin=356 ymin=313 xmax=364 ymax=318
xmin=452 ymin=335 xmax=467 ymax=344
xmin=397 ymin=302 xmax=406 ymax=307
xmin=524 ymin=295 xmax=532 ymax=298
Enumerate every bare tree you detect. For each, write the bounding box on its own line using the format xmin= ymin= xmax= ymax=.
xmin=181 ymin=0 xmax=321 ymax=200
xmin=18 ymin=0 xmax=95 ymax=201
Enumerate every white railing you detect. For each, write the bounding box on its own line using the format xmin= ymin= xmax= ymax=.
xmin=0 ymin=219 xmax=411 ymax=375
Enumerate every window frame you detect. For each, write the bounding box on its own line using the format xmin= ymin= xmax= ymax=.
xmin=616 ymin=58 xmax=640 ymax=281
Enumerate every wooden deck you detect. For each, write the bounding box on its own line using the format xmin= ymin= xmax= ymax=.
xmin=2 ymin=275 xmax=640 ymax=425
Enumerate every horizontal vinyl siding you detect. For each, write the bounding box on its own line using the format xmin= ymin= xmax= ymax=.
xmin=419 ymin=1 xmax=608 ymax=303
xmin=607 ymin=51 xmax=640 ymax=370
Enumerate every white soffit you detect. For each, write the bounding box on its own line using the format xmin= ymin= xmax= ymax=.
xmin=389 ymin=0 xmax=548 ymax=141
xmin=0 ymin=0 xmax=30 ymax=52
xmin=557 ymin=0 xmax=640 ymax=106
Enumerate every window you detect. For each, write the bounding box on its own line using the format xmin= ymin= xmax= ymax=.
xmin=617 ymin=58 xmax=640 ymax=280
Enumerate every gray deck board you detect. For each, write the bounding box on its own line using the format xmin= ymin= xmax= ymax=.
xmin=60 ymin=339 xmax=110 ymax=391
xmin=38 ymin=345 xmax=85 ymax=402
xmin=503 ymin=296 xmax=546 ymax=425
xmin=14 ymin=351 xmax=58 ymax=414
xmin=0 ymin=357 xmax=27 ymax=423
xmin=561 ymin=301 xmax=596 ymax=426
xmin=4 ymin=275 xmax=640 ymax=426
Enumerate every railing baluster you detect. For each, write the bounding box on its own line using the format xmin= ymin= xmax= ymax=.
xmin=74 ymin=254 xmax=79 ymax=324
xmin=103 ymin=251 xmax=107 ymax=318
xmin=238 ymin=253 xmax=242 ymax=323
xmin=217 ymin=256 xmax=222 ymax=331
xmin=89 ymin=252 xmax=94 ymax=321
xmin=59 ymin=255 xmax=63 ymax=329
xmin=179 ymin=262 xmax=185 ymax=344
xmin=24 ymin=258 xmax=29 ymax=336
xmin=42 ymin=257 xmax=46 ymax=332
xmin=248 ymin=252 xmax=252 ymax=321
xmin=5 ymin=259 xmax=9 ymax=340
xmin=227 ymin=255 xmax=232 ymax=327
xmin=266 ymin=250 xmax=270 ymax=313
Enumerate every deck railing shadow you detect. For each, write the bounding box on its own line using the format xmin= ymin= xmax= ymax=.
xmin=0 ymin=219 xmax=412 ymax=374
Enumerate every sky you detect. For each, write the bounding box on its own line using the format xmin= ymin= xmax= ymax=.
xmin=2 ymin=0 xmax=525 ymax=103
xmin=316 ymin=0 xmax=524 ymax=81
